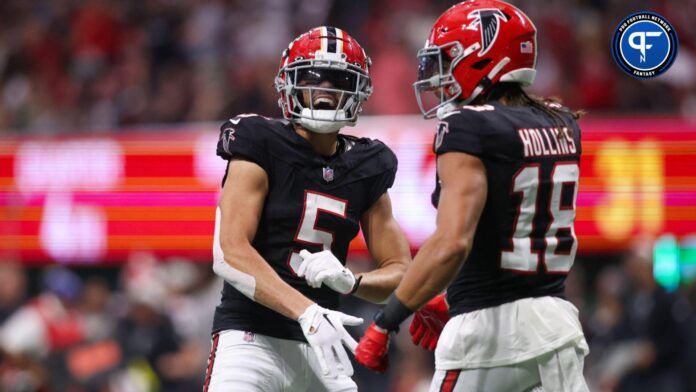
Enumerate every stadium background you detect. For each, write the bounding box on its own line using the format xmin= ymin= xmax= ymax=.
xmin=0 ymin=0 xmax=695 ymax=391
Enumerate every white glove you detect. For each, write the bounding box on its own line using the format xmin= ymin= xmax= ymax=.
xmin=298 ymin=250 xmax=356 ymax=294
xmin=298 ymin=304 xmax=364 ymax=377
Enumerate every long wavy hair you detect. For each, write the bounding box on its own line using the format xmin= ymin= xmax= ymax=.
xmin=474 ymin=82 xmax=584 ymax=131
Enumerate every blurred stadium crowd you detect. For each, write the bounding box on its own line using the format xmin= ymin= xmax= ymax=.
xmin=0 ymin=0 xmax=695 ymax=134
xmin=2 ymin=0 xmax=696 ymax=391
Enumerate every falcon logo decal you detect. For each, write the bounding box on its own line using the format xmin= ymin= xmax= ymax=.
xmin=466 ymin=9 xmax=508 ymax=56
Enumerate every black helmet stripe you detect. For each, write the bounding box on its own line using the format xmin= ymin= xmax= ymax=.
xmin=326 ymin=26 xmax=337 ymax=53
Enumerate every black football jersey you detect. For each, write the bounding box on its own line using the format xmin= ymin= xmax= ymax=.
xmin=212 ymin=114 xmax=397 ymax=341
xmin=432 ymin=101 xmax=582 ymax=316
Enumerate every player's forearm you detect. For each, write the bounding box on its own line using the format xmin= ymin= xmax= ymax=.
xmin=354 ymin=261 xmax=407 ymax=303
xmin=359 ymin=212 xmax=411 ymax=303
xmin=253 ymin=272 xmax=314 ymax=320
xmin=372 ymin=233 xmax=466 ymax=332
xmin=394 ymin=232 xmax=468 ymax=311
xmin=216 ymin=243 xmax=312 ymax=320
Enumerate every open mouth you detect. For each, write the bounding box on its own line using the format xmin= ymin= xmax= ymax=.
xmin=313 ymin=96 xmax=337 ymax=110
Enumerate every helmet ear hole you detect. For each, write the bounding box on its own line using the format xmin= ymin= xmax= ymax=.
xmin=472 ymin=59 xmax=492 ymax=70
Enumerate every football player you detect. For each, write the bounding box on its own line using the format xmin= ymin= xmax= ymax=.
xmin=205 ymin=27 xmax=410 ymax=392
xmin=355 ymin=1 xmax=589 ymax=391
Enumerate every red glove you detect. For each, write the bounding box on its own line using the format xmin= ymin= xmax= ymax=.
xmin=355 ymin=323 xmax=390 ymax=373
xmin=409 ymin=294 xmax=449 ymax=351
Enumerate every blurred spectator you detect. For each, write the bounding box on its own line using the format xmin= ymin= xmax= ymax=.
xmin=616 ymin=240 xmax=686 ymax=392
xmin=0 ymin=0 xmax=695 ymax=134
xmin=589 ymin=240 xmax=688 ymax=392
xmin=114 ymin=254 xmax=202 ymax=391
xmin=79 ymin=276 xmax=117 ymax=342
xmin=0 ymin=266 xmax=85 ymax=390
xmin=0 ymin=266 xmax=84 ymax=360
xmin=0 ymin=261 xmax=27 ymax=323
xmin=114 ymin=296 xmax=192 ymax=391
xmin=682 ymin=280 xmax=696 ymax=392
xmin=161 ymin=258 xmax=222 ymax=385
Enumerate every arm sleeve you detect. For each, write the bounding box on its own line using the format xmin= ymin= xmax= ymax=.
xmin=435 ymin=113 xmax=485 ymax=158
xmin=216 ymin=118 xmax=271 ymax=173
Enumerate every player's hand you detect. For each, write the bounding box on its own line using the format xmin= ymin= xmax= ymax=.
xmin=355 ymin=323 xmax=390 ymax=373
xmin=298 ymin=250 xmax=356 ymax=294
xmin=298 ymin=304 xmax=363 ymax=378
xmin=409 ymin=293 xmax=449 ymax=351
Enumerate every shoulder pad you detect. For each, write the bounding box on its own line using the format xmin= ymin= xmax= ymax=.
xmin=346 ymin=136 xmax=397 ymax=172
xmin=360 ymin=139 xmax=398 ymax=207
xmin=221 ymin=112 xmax=272 ymax=137
xmin=216 ymin=114 xmax=276 ymax=171
xmin=217 ymin=114 xmax=275 ymax=157
xmin=372 ymin=139 xmax=398 ymax=171
xmin=434 ymin=108 xmax=492 ymax=157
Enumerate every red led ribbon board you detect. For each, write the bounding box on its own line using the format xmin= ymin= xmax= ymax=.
xmin=1 ymin=117 xmax=695 ymax=263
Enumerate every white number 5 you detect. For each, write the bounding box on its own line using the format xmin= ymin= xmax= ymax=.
xmin=288 ymin=191 xmax=347 ymax=275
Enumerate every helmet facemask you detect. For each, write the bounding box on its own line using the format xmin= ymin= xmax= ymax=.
xmin=413 ymin=41 xmax=470 ymax=119
xmin=414 ymin=1 xmax=539 ymax=120
xmin=276 ymin=52 xmax=372 ymax=134
xmin=414 ymin=40 xmax=528 ymax=119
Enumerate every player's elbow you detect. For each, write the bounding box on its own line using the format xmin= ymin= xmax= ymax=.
xmin=211 ymin=258 xmax=228 ymax=280
xmin=213 ymin=237 xmax=257 ymax=299
xmin=434 ymin=234 xmax=470 ymax=267
xmin=212 ymin=257 xmax=256 ymax=299
xmin=446 ymin=238 xmax=470 ymax=263
xmin=218 ymin=237 xmax=245 ymax=265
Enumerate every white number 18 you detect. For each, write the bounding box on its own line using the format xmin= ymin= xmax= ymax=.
xmin=501 ymin=162 xmax=579 ymax=274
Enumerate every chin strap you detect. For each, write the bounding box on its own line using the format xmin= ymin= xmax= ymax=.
xmin=299 ymin=108 xmax=353 ymax=133
xmin=436 ymin=102 xmax=460 ymax=119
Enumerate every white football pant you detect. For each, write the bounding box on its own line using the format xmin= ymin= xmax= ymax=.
xmin=203 ymin=329 xmax=357 ymax=392
xmin=429 ymin=342 xmax=588 ymax=392
xmin=430 ymin=296 xmax=589 ymax=392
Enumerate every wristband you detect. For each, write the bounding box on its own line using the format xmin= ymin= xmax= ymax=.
xmin=349 ymin=274 xmax=363 ymax=295
xmin=374 ymin=295 xmax=413 ymax=332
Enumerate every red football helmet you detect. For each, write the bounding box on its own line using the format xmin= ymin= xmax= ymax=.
xmin=275 ymin=27 xmax=372 ymax=133
xmin=414 ymin=0 xmax=537 ymax=118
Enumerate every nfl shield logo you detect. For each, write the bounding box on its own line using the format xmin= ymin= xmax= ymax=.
xmin=323 ymin=166 xmax=334 ymax=182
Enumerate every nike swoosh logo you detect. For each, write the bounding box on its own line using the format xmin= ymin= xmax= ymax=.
xmin=322 ymin=314 xmax=337 ymax=330
xmin=230 ymin=118 xmax=241 ymax=124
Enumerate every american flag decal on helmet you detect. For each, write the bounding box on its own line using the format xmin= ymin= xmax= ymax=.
xmin=467 ymin=9 xmax=509 ymax=56
xmin=520 ymin=41 xmax=533 ymax=54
